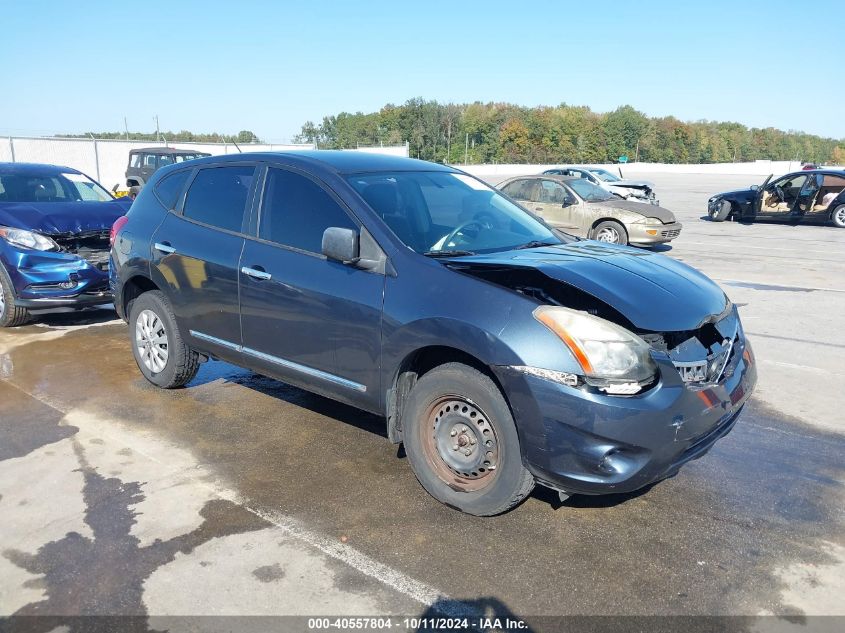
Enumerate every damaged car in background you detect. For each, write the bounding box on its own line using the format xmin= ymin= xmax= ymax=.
xmin=543 ymin=166 xmax=659 ymax=205
xmin=112 ymin=151 xmax=756 ymax=516
xmin=708 ymin=169 xmax=845 ymax=228
xmin=498 ymin=174 xmax=681 ymax=246
xmin=0 ymin=162 xmax=131 ymax=326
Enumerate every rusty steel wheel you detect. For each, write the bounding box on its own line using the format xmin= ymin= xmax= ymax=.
xmin=402 ymin=363 xmax=534 ymax=515
xmin=420 ymin=396 xmax=500 ymax=492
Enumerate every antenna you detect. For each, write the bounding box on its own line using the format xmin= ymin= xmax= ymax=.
xmin=232 ymin=141 xmax=243 ymax=153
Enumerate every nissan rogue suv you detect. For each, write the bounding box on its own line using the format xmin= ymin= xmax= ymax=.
xmin=110 ymin=151 xmax=756 ymax=515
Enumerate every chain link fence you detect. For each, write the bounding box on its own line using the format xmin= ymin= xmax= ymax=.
xmin=0 ymin=137 xmax=315 ymax=192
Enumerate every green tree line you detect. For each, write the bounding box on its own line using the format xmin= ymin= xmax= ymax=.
xmin=56 ymin=130 xmax=260 ymax=144
xmin=296 ymin=99 xmax=845 ymax=165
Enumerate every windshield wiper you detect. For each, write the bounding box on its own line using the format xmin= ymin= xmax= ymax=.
xmin=423 ymin=249 xmax=476 ymax=258
xmin=512 ymin=240 xmax=559 ymax=251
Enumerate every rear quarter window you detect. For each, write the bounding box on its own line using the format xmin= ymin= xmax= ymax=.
xmin=154 ymin=170 xmax=191 ymax=210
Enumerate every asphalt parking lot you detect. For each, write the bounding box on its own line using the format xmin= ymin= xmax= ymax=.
xmin=1 ymin=173 xmax=843 ymax=628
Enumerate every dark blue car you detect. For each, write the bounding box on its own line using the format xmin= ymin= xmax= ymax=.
xmin=0 ymin=162 xmax=131 ymax=326
xmin=111 ymin=151 xmax=757 ymax=515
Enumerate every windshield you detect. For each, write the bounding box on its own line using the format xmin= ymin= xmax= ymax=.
xmin=590 ymin=168 xmax=620 ymax=182
xmin=0 ymin=171 xmax=113 ymax=203
xmin=567 ymin=178 xmax=615 ymax=202
xmin=347 ymin=171 xmax=565 ymax=255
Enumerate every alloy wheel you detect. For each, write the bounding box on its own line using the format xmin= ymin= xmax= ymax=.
xmin=836 ymin=206 xmax=845 ymax=227
xmin=135 ymin=309 xmax=169 ymax=373
xmin=596 ymin=226 xmax=621 ymax=243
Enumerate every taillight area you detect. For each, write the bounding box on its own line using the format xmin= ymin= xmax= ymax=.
xmin=110 ymin=215 xmax=129 ymax=248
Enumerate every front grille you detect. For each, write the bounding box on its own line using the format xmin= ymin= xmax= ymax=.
xmin=673 ymin=336 xmax=736 ymax=386
xmin=661 ymin=229 xmax=681 ymax=238
xmin=52 ymin=230 xmax=110 ymax=271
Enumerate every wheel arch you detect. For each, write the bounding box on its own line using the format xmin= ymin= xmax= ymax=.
xmin=386 ymin=344 xmax=512 ymax=445
xmin=589 ymin=216 xmax=629 ymax=238
xmin=120 ymin=274 xmax=160 ymax=321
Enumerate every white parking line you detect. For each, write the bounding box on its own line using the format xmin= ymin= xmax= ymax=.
xmin=2 ymin=379 xmax=467 ymax=617
xmin=712 ymin=279 xmax=845 ymax=294
xmin=679 ymin=241 xmax=837 ymax=256
xmin=759 ymin=359 xmax=839 ymax=375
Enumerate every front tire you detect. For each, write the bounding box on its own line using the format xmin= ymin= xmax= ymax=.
xmin=832 ymin=204 xmax=845 ymax=228
xmin=0 ymin=265 xmax=31 ymax=328
xmin=129 ymin=290 xmax=199 ymax=388
xmin=710 ymin=200 xmax=733 ymax=222
xmin=591 ymin=220 xmax=628 ymax=245
xmin=403 ymin=363 xmax=534 ymax=516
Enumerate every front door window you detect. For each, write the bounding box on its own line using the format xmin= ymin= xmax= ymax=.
xmin=763 ymin=174 xmax=807 ymax=214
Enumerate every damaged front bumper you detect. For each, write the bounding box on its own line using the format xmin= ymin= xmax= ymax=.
xmin=616 ymin=188 xmax=659 ymax=206
xmin=493 ymin=337 xmax=757 ymax=496
xmin=2 ymin=247 xmax=112 ymax=310
xmin=628 ymin=221 xmax=683 ymax=245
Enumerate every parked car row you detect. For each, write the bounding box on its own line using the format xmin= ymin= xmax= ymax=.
xmin=2 ymin=154 xmax=757 ymax=516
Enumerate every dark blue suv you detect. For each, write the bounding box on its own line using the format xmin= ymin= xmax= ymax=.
xmin=111 ymin=151 xmax=756 ymax=515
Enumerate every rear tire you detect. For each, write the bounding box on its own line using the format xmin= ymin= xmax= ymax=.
xmin=0 ymin=265 xmax=31 ymax=328
xmin=129 ymin=290 xmax=199 ymax=388
xmin=591 ymin=220 xmax=628 ymax=245
xmin=402 ymin=363 xmax=534 ymax=516
xmin=832 ymin=204 xmax=845 ymax=228
xmin=711 ymin=200 xmax=733 ymax=222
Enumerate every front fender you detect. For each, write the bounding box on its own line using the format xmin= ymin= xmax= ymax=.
xmin=380 ymin=256 xmax=585 ymax=395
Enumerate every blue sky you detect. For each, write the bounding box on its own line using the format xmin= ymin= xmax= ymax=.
xmin=1 ymin=0 xmax=842 ymax=141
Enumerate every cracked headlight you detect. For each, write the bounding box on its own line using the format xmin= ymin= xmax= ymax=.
xmin=0 ymin=226 xmax=59 ymax=251
xmin=534 ymin=305 xmax=657 ymax=387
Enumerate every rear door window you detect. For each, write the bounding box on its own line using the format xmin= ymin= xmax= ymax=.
xmin=501 ymin=179 xmax=534 ymax=202
xmin=182 ymin=165 xmax=255 ymax=233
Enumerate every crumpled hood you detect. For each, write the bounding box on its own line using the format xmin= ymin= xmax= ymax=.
xmin=453 ymin=241 xmax=727 ymax=331
xmin=589 ymin=199 xmax=676 ymax=223
xmin=0 ymin=200 xmax=130 ymax=235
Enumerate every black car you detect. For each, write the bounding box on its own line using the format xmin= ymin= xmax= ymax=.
xmin=111 ymin=151 xmax=756 ymax=516
xmin=708 ymin=169 xmax=845 ymax=227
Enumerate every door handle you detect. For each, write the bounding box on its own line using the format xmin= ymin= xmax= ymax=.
xmin=241 ymin=266 xmax=272 ymax=281
xmin=154 ymin=242 xmax=176 ymax=254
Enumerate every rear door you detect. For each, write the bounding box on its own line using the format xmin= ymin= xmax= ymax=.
xmin=238 ymin=165 xmax=385 ymax=410
xmin=151 ymin=163 xmax=257 ymax=361
xmin=811 ymin=174 xmax=845 ymax=220
xmin=794 ymin=173 xmax=823 ymax=218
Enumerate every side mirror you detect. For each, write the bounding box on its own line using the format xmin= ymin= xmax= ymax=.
xmin=322 ymin=227 xmax=359 ymax=263
xmin=750 ymin=184 xmax=759 ymax=191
